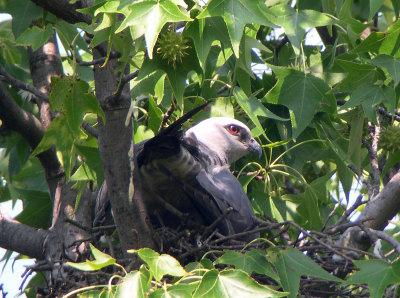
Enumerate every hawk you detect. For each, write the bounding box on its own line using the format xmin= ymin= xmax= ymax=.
xmin=96 ymin=114 xmax=262 ymax=242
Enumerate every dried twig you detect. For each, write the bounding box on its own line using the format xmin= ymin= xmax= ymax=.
xmin=202 ymin=207 xmax=233 ymax=238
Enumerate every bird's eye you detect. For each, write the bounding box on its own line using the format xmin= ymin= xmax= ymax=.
xmin=228 ymin=125 xmax=240 ymax=135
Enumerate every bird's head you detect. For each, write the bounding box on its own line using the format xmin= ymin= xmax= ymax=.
xmin=185 ymin=117 xmax=262 ymax=165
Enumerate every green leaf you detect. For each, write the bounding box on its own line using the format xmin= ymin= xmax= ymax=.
xmin=369 ymin=0 xmax=386 ymax=20
xmin=193 ymin=269 xmax=286 ymax=297
xmin=269 ymin=5 xmax=334 ymax=54
xmin=197 ymin=0 xmax=273 ymax=57
xmin=185 ymin=17 xmax=231 ymax=67
xmin=347 ymin=108 xmax=364 ymax=170
xmin=214 ymin=250 xmax=279 ymax=281
xmin=2 ymin=0 xmax=42 ymax=38
xmin=16 ymin=25 xmax=53 ymax=51
xmin=0 ymin=21 xmax=21 ymax=64
xmin=75 ymin=144 xmax=104 ymax=186
xmin=134 ymin=125 xmax=155 ymax=144
xmin=269 ymin=247 xmax=342 ymax=298
xmin=118 ymin=266 xmax=152 ymax=298
xmin=210 ymin=98 xmax=234 ymax=118
xmin=340 ymin=83 xmax=395 ymax=124
xmin=136 ymin=248 xmax=186 ymax=281
xmin=50 ymin=77 xmax=104 ymax=136
xmin=147 ymin=95 xmax=163 ymax=134
xmin=370 ymin=54 xmax=400 ymax=83
xmin=66 ymin=244 xmax=116 ymax=271
xmin=379 ymin=18 xmax=400 ymax=57
xmin=116 ymin=0 xmax=191 ymax=58
xmin=31 ymin=115 xmax=75 ymax=178
xmin=233 ymin=87 xmax=287 ymax=139
xmin=346 ymin=260 xmax=400 ymax=298
xmin=15 ymin=188 xmax=51 ymax=229
xmin=264 ymin=66 xmax=336 ymax=138
xmin=334 ymin=57 xmax=382 ymax=92
xmin=150 ymin=283 xmax=198 ymax=298
xmin=88 ymin=244 xmax=116 ymax=269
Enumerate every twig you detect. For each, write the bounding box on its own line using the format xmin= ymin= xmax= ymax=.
xmin=0 ymin=66 xmax=49 ymax=102
xmin=348 ymin=164 xmax=372 ymax=194
xmin=65 ymin=218 xmax=91 ymax=232
xmin=81 ymin=121 xmax=98 ymax=138
xmin=114 ymin=70 xmax=139 ymax=100
xmin=286 ymin=221 xmax=353 ymax=261
xmin=358 ymin=224 xmax=400 ymax=256
xmin=322 ymin=201 xmax=342 ymax=232
xmin=210 ymin=224 xmax=278 ymax=245
xmin=334 ymin=195 xmax=365 ymax=227
xmin=326 ymin=218 xmax=372 ymax=235
xmin=377 ymin=107 xmax=400 ymax=122
xmin=202 ymin=207 xmax=233 ymax=238
xmin=216 ymin=85 xmax=229 ymax=95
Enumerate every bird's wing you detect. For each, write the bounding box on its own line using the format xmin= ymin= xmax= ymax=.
xmin=196 ymin=166 xmax=259 ymax=240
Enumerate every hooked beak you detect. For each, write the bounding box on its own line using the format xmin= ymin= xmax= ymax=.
xmin=248 ymin=138 xmax=262 ymax=158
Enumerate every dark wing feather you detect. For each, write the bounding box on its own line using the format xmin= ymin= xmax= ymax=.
xmin=196 ymin=168 xmax=259 ymax=241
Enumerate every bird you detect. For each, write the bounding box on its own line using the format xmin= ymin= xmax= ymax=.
xmin=95 ymin=113 xmax=262 ymax=242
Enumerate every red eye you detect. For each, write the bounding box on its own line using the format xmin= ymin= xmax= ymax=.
xmin=228 ymin=125 xmax=240 ymax=135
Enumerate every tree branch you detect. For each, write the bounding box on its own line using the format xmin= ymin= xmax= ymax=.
xmin=0 ymin=82 xmax=45 ymax=148
xmin=29 ymin=0 xmax=92 ymax=24
xmin=0 ymin=65 xmax=49 ymax=102
xmin=336 ymin=171 xmax=400 ymax=254
xmin=0 ymin=208 xmax=47 ymax=259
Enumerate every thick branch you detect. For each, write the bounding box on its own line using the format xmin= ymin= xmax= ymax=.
xmin=0 ymin=208 xmax=47 ymax=259
xmin=0 ymin=82 xmax=45 ymax=147
xmin=0 ymin=65 xmax=49 ymax=102
xmin=29 ymin=0 xmax=92 ymax=24
xmin=336 ymin=171 xmax=400 ymax=253
xmin=359 ymin=171 xmax=400 ymax=230
xmin=94 ymin=46 xmax=154 ymax=257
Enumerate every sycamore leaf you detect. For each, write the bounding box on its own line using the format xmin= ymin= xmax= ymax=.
xmin=269 ymin=248 xmax=342 ymax=298
xmin=135 ymin=248 xmax=186 ymax=282
xmin=193 ymin=269 xmax=286 ymax=297
xmin=31 ymin=115 xmax=75 ymax=178
xmin=66 ymin=244 xmax=115 ymax=271
xmin=340 ymin=83 xmax=395 ymax=124
xmin=379 ymin=18 xmax=400 ymax=57
xmin=269 ymin=5 xmax=334 ymax=54
xmin=16 ymin=25 xmax=53 ymax=51
xmin=117 ymin=266 xmax=151 ymax=298
xmin=150 ymin=283 xmax=198 ymax=298
xmin=233 ymin=87 xmax=288 ymax=139
xmin=346 ymin=260 xmax=400 ymax=298
xmin=214 ymin=250 xmax=279 ymax=281
xmin=333 ymin=57 xmax=383 ymax=92
xmin=50 ymin=77 xmax=104 ymax=136
xmin=116 ymin=0 xmax=191 ymax=58
xmin=185 ymin=17 xmax=230 ymax=67
xmin=369 ymin=0 xmax=386 ymax=20
xmin=197 ymin=0 xmax=273 ymax=57
xmin=75 ymin=144 xmax=104 ymax=186
xmin=264 ymin=66 xmax=336 ymax=138
xmin=370 ymin=54 xmax=400 ymax=83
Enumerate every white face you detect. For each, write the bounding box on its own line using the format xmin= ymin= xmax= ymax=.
xmin=185 ymin=117 xmax=261 ymax=165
